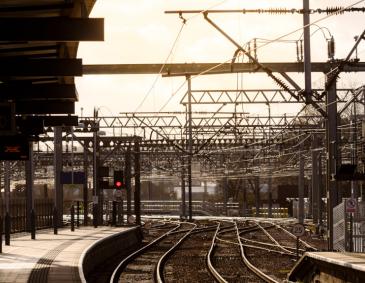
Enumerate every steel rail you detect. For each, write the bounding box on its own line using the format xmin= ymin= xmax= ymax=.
xmin=155 ymin=223 xmax=199 ymax=283
xmin=235 ymin=222 xmax=279 ymax=283
xmin=239 ymin=236 xmax=306 ymax=254
xmin=206 ymin=222 xmax=228 ymax=283
xmin=215 ymin=236 xmax=295 ymax=256
xmin=109 ymin=221 xmax=181 ymax=283
xmin=254 ymin=221 xmax=294 ymax=255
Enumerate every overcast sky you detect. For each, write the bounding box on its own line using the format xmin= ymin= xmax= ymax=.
xmin=76 ymin=0 xmax=365 ymax=118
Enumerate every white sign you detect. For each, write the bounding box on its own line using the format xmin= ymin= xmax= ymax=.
xmin=345 ymin=198 xmax=357 ymax=213
xmin=292 ymin=223 xmax=306 ymax=237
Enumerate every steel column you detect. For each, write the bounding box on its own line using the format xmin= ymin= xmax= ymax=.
xmin=187 ymin=76 xmax=193 ymax=221
xmin=92 ymin=126 xmax=99 ymax=227
xmin=4 ymin=161 xmax=10 ymax=245
xmin=298 ymin=146 xmax=305 ymax=224
xmin=326 ymin=76 xmax=338 ymax=250
xmin=134 ymin=140 xmax=141 ymax=225
xmin=319 ymin=153 xmax=324 ymax=227
xmin=312 ymin=134 xmax=320 ymax=225
xmin=125 ymin=147 xmax=132 ymax=217
xmin=54 ymin=126 xmax=63 ymax=227
xmin=303 ymin=0 xmax=312 ymax=103
xmin=25 ymin=142 xmax=34 ymax=231
xmin=83 ymin=148 xmax=88 ymax=226
xmin=181 ymin=158 xmax=186 ymax=218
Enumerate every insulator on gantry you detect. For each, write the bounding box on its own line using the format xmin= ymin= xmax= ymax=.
xmin=326 ymin=6 xmax=344 ymax=15
xmin=327 ymin=36 xmax=335 ymax=59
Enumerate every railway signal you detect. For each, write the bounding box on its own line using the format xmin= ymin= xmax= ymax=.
xmin=114 ymin=170 xmax=124 ymax=189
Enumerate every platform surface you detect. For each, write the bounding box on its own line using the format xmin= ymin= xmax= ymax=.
xmin=0 ymin=226 xmax=130 ymax=283
xmin=305 ymin=251 xmax=365 ymax=272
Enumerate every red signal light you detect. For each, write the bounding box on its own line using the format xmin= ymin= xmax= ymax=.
xmin=115 ymin=181 xmax=122 ymax=188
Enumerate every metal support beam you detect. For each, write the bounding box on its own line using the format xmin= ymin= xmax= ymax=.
xmin=134 ymin=140 xmax=141 ymax=225
xmin=298 ymin=146 xmax=305 ymax=224
xmin=0 ymin=59 xmax=82 ymax=76
xmin=83 ymin=148 xmax=88 ymax=226
xmin=54 ymin=127 xmax=63 ymax=227
xmin=181 ymin=158 xmax=186 ymax=218
xmin=0 ymin=18 xmax=104 ymax=41
xmin=15 ymin=101 xmax=75 ymax=114
xmin=92 ymin=126 xmax=99 ymax=227
xmin=319 ymin=153 xmax=324 ymax=227
xmin=25 ymin=142 xmax=33 ymax=232
xmin=0 ymin=83 xmax=78 ymax=101
xmin=187 ymin=76 xmax=193 ymax=221
xmin=4 ymin=161 xmax=10 ymax=245
xmin=203 ymin=13 xmax=298 ymax=100
xmin=326 ymin=75 xmax=338 ymax=250
xmin=125 ymin=147 xmax=132 ymax=218
xmin=312 ymin=135 xmax=320 ymax=225
xmin=303 ymin=0 xmax=312 ymax=104
xmin=82 ymin=62 xmax=365 ymax=75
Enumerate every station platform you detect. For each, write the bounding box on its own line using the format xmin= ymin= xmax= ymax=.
xmin=288 ymin=252 xmax=365 ymax=282
xmin=0 ymin=226 xmax=141 ymax=283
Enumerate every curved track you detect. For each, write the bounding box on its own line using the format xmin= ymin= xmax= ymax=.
xmin=109 ymin=218 xmax=324 ymax=283
xmin=110 ymin=220 xmax=194 ymax=283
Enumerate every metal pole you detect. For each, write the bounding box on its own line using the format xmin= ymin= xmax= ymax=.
xmin=326 ymin=75 xmax=338 ymax=251
xmin=92 ymin=125 xmax=98 ymax=227
xmin=30 ymin=209 xmax=36 ymax=239
xmin=112 ymin=201 xmax=116 ymax=226
xmin=187 ymin=75 xmax=193 ymax=221
xmin=134 ymin=140 xmax=141 ymax=225
xmin=268 ymin=103 xmax=272 ymax=218
xmin=83 ymin=149 xmax=88 ymax=226
xmin=299 ymin=145 xmax=305 ymax=224
xmin=351 ymin=100 xmax=358 ymax=198
xmin=4 ymin=161 xmax=10 ymax=245
xmin=25 ymin=142 xmax=34 ymax=232
xmin=312 ymin=135 xmax=320 ymax=226
xmin=319 ymin=152 xmax=324 ymax=227
xmin=70 ymin=205 xmax=75 ymax=232
xmin=54 ymin=126 xmax=63 ymax=228
xmin=76 ymin=201 xmax=80 ymax=227
xmin=303 ymin=0 xmax=312 ymax=103
xmin=181 ymin=158 xmax=186 ymax=218
xmin=125 ymin=147 xmax=132 ymax=218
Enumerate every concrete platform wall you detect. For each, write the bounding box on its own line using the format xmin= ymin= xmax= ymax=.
xmin=80 ymin=226 xmax=143 ymax=282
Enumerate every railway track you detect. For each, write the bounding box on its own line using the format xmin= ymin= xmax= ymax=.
xmin=209 ymin=220 xmax=268 ymax=282
xmin=110 ymin=220 xmax=195 ymax=283
xmin=108 ymin=218 xmax=324 ymax=283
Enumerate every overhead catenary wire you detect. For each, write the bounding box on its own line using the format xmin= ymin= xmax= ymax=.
xmin=159 ymin=0 xmax=365 ymax=112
